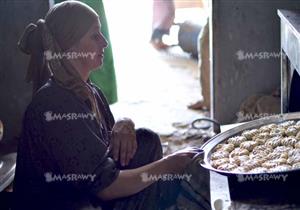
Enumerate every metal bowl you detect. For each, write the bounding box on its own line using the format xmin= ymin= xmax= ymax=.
xmin=199 ymin=112 xmax=300 ymax=203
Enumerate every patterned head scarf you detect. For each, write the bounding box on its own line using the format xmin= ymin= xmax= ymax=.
xmin=18 ymin=0 xmax=102 ymax=123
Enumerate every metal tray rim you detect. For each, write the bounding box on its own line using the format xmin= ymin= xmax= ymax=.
xmin=200 ymin=112 xmax=300 ymax=175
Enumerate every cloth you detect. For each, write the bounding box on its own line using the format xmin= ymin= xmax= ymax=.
xmin=102 ymin=129 xmax=211 ymax=210
xmin=54 ymin=0 xmax=118 ymax=104
xmin=18 ymin=1 xmax=103 ymax=124
xmin=102 ymin=128 xmax=181 ymax=210
xmin=13 ymin=78 xmax=119 ymax=210
xmin=177 ymin=159 xmax=211 ymax=210
xmin=236 ymin=91 xmax=280 ymax=123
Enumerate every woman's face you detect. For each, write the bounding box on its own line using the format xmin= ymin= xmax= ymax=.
xmin=70 ymin=20 xmax=108 ymax=71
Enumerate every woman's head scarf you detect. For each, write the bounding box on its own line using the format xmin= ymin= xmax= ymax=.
xmin=18 ymin=0 xmax=102 ymax=123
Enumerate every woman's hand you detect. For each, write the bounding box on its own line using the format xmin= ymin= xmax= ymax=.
xmin=110 ymin=118 xmax=137 ymax=166
xmin=164 ymin=147 xmax=200 ymax=173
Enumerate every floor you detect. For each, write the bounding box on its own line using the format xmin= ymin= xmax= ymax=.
xmin=104 ymin=0 xmax=209 ymax=154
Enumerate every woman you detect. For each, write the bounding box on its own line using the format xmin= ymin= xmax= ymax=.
xmin=54 ymin=0 xmax=118 ymax=105
xmin=13 ymin=1 xmax=210 ymax=210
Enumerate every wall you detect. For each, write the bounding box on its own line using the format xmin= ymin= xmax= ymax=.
xmin=0 ymin=0 xmax=48 ymax=150
xmin=211 ymin=0 xmax=300 ymax=124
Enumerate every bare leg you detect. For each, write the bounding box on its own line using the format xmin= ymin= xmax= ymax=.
xmin=188 ymin=19 xmax=210 ymax=110
xmin=151 ymin=0 xmax=175 ymax=49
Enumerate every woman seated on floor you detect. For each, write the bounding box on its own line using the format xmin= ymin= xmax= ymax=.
xmin=13 ymin=1 xmax=210 ymax=210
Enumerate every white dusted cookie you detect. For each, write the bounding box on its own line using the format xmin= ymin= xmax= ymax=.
xmin=249 ymin=167 xmax=269 ymax=173
xmin=240 ymin=141 xmax=259 ymax=152
xmin=281 ymin=137 xmax=297 ymax=147
xmin=295 ymin=132 xmax=300 ymax=140
xmin=211 ymin=150 xmax=230 ymax=160
xmin=241 ymin=159 xmax=263 ymax=170
xmin=253 ymin=138 xmax=267 ymax=145
xmin=273 ymin=146 xmax=293 ymax=154
xmin=294 ymin=124 xmax=300 ymax=130
xmin=269 ymin=128 xmax=285 ymax=137
xmin=256 ymin=132 xmax=270 ymax=140
xmin=266 ymin=151 xmax=288 ymax=160
xmin=230 ymin=155 xmax=250 ymax=166
xmin=232 ymin=166 xmax=250 ymax=173
xmin=215 ymin=143 xmax=235 ymax=153
xmin=287 ymin=153 xmax=300 ymax=165
xmin=265 ymin=136 xmax=282 ymax=148
xmin=295 ymin=141 xmax=300 ymax=149
xmin=252 ymin=145 xmax=273 ymax=155
xmin=211 ymin=158 xmax=230 ymax=168
xmin=242 ymin=129 xmax=259 ymax=140
xmin=249 ymin=153 xmax=268 ymax=163
xmin=230 ymin=148 xmax=250 ymax=158
xmin=288 ymin=148 xmax=300 ymax=157
xmin=285 ymin=126 xmax=298 ymax=136
xmin=259 ymin=123 xmax=277 ymax=133
xmin=292 ymin=162 xmax=300 ymax=169
xmin=217 ymin=163 xmax=238 ymax=171
xmin=269 ymin=164 xmax=292 ymax=172
xmin=227 ymin=136 xmax=247 ymax=147
xmin=262 ymin=158 xmax=287 ymax=168
xmin=279 ymin=120 xmax=295 ymax=128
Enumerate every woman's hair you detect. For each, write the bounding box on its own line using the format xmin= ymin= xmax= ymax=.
xmin=18 ymin=0 xmax=102 ymax=123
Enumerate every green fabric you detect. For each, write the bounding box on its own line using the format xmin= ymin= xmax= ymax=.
xmin=54 ymin=0 xmax=118 ymax=104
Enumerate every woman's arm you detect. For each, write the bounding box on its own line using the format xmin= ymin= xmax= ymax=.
xmin=98 ymin=157 xmax=170 ymax=200
xmin=98 ymin=147 xmax=198 ymax=200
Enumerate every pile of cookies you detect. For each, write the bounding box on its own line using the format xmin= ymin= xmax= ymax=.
xmin=210 ymin=120 xmax=300 ymax=173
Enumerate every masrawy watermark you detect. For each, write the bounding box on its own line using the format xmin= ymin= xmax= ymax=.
xmin=44 ymin=111 xmax=96 ymax=122
xmin=44 ymin=50 xmax=96 ymax=61
xmin=236 ymin=50 xmax=281 ymax=61
xmin=236 ymin=174 xmax=288 ymax=183
xmin=236 ymin=111 xmax=280 ymax=122
xmin=140 ymin=172 xmax=192 ymax=182
xmin=44 ymin=172 xmax=96 ymax=183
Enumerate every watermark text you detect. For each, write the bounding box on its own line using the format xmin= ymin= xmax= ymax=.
xmin=236 ymin=50 xmax=281 ymax=61
xmin=237 ymin=174 xmax=288 ymax=182
xmin=44 ymin=111 xmax=96 ymax=122
xmin=140 ymin=172 xmax=192 ymax=182
xmin=44 ymin=50 xmax=97 ymax=60
xmin=44 ymin=172 xmax=96 ymax=183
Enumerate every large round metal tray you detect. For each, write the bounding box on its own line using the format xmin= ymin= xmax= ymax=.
xmin=200 ymin=112 xmax=300 ymax=175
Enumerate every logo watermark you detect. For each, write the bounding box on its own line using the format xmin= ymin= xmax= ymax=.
xmin=44 ymin=50 xmax=97 ymax=61
xmin=237 ymin=174 xmax=288 ymax=182
xmin=236 ymin=111 xmax=280 ymax=122
xmin=44 ymin=111 xmax=96 ymax=122
xmin=44 ymin=172 xmax=96 ymax=183
xmin=140 ymin=172 xmax=192 ymax=182
xmin=236 ymin=50 xmax=281 ymax=61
